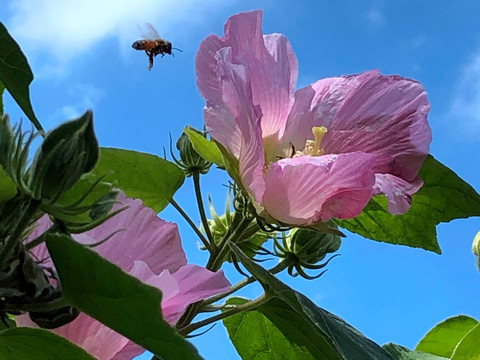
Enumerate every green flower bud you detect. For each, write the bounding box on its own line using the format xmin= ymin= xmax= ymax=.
xmin=175 ymin=127 xmax=212 ymax=177
xmin=30 ymin=110 xmax=99 ymax=201
xmin=287 ymin=227 xmax=341 ymax=266
xmin=0 ymin=114 xmax=14 ymax=169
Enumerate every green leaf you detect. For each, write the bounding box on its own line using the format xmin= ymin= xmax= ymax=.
xmin=94 ymin=147 xmax=185 ymax=213
xmin=184 ymin=127 xmax=224 ymax=166
xmin=336 ymin=156 xmax=480 ymax=253
xmin=45 ymin=173 xmax=116 ymax=224
xmin=383 ymin=343 xmax=447 ymax=359
xmin=228 ymin=241 xmax=393 ymax=360
xmin=0 ymin=327 xmax=95 ymax=360
xmin=416 ymin=315 xmax=479 ymax=358
xmin=451 ymin=323 xmax=480 ymax=360
xmin=0 ymin=165 xmax=16 ymax=203
xmin=0 ymin=22 xmax=43 ymax=134
xmin=0 ymin=81 xmax=4 ymax=115
xmin=46 ymin=233 xmax=202 ymax=360
xmin=223 ymin=297 xmax=317 ymax=360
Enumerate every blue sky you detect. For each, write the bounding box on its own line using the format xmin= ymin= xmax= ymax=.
xmin=2 ymin=1 xmax=480 ymax=359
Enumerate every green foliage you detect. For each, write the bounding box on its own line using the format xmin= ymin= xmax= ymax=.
xmin=336 ymin=156 xmax=480 ymax=253
xmin=227 ymin=241 xmax=393 ymax=360
xmin=184 ymin=127 xmax=224 ymax=167
xmin=94 ymin=147 xmax=185 ymax=213
xmin=0 ymin=166 xmax=16 ymax=203
xmin=30 ymin=110 xmax=99 ymax=201
xmin=383 ymin=343 xmax=447 ymax=359
xmin=0 ymin=22 xmax=43 ymax=134
xmin=0 ymin=81 xmax=4 ymax=115
xmin=0 ymin=328 xmax=95 ymax=360
xmin=45 ymin=173 xmax=117 ymax=226
xmin=46 ymin=233 xmax=202 ymax=360
xmin=415 ymin=315 xmax=480 ymax=359
xmin=223 ymin=297 xmax=317 ymax=360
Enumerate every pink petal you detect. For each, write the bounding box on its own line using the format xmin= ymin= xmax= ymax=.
xmin=19 ymin=192 xmax=232 ymax=359
xmin=237 ymin=114 xmax=266 ymax=204
xmin=285 ymin=71 xmax=431 ymax=181
xmin=78 ymin=192 xmax=187 ymax=274
xmin=16 ymin=313 xmax=135 ymax=360
xmin=262 ymin=153 xmax=377 ymax=224
xmin=195 ymin=10 xmax=298 ymax=156
xmin=373 ymin=174 xmax=423 ymax=214
xmin=162 ymin=264 xmax=231 ymax=324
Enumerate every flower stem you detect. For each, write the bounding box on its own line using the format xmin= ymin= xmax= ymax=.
xmin=193 ymin=171 xmax=215 ymax=250
xmin=6 ymin=297 xmax=69 ymax=313
xmin=169 ymin=198 xmax=211 ymax=252
xmin=178 ymin=293 xmax=270 ymax=336
xmin=202 ymin=260 xmax=289 ymax=306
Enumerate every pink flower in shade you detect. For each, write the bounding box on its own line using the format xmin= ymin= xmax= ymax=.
xmin=195 ymin=10 xmax=431 ymax=226
xmin=16 ymin=192 xmax=231 ymax=360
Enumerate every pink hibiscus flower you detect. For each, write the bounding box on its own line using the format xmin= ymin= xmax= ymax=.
xmin=16 ymin=192 xmax=231 ymax=360
xmin=195 ymin=10 xmax=431 ymax=225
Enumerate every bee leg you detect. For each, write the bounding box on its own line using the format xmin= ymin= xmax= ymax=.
xmin=148 ymin=53 xmax=154 ymax=70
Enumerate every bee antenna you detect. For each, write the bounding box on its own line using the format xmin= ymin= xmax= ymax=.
xmin=172 ymin=47 xmax=183 ymax=52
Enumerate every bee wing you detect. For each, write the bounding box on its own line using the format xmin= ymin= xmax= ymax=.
xmin=139 ymin=23 xmax=162 ymax=40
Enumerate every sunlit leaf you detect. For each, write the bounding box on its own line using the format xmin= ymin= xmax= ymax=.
xmin=183 ymin=127 xmax=224 ymax=166
xmin=228 ymin=241 xmax=393 ymax=360
xmin=0 ymin=22 xmax=43 ymax=134
xmin=94 ymin=148 xmax=185 ymax=213
xmin=46 ymin=234 xmax=202 ymax=360
xmin=336 ymin=156 xmax=480 ymax=253
xmin=0 ymin=165 xmax=16 ymax=203
xmin=222 ymin=297 xmax=316 ymax=360
xmin=450 ymin=322 xmax=480 ymax=360
xmin=415 ymin=315 xmax=479 ymax=358
xmin=0 ymin=328 xmax=95 ymax=360
xmin=383 ymin=343 xmax=447 ymax=359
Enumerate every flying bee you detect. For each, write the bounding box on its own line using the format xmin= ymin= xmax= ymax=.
xmin=132 ymin=23 xmax=182 ymax=70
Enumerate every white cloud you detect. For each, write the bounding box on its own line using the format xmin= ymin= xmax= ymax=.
xmin=449 ymin=50 xmax=480 ymax=138
xmin=365 ymin=6 xmax=387 ymax=28
xmin=55 ymin=83 xmax=105 ymax=123
xmin=6 ymin=0 xmax=234 ymax=66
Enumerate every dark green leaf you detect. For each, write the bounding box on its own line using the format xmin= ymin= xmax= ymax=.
xmin=416 ymin=315 xmax=479 ymax=358
xmin=46 ymin=234 xmax=202 ymax=360
xmin=0 ymin=22 xmax=43 ymax=134
xmin=0 ymin=165 xmax=16 ymax=203
xmin=0 ymin=327 xmax=95 ymax=360
xmin=94 ymin=147 xmax=185 ymax=213
xmin=336 ymin=156 xmax=480 ymax=253
xmin=184 ymin=127 xmax=223 ymax=166
xmin=0 ymin=315 xmax=16 ymax=330
xmin=383 ymin=343 xmax=447 ymax=359
xmin=228 ymin=241 xmax=393 ymax=360
xmin=0 ymin=81 xmax=4 ymax=115
xmin=222 ymin=297 xmax=316 ymax=360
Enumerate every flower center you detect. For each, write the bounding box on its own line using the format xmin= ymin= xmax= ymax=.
xmin=295 ymin=126 xmax=327 ymax=157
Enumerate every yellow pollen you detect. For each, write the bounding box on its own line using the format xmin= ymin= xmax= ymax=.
xmin=312 ymin=126 xmax=327 ymax=155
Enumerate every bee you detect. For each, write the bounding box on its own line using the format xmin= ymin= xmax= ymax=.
xmin=132 ymin=23 xmax=181 ymax=70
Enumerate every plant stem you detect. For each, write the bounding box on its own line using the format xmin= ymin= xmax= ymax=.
xmin=6 ymin=297 xmax=69 ymax=313
xmin=193 ymin=172 xmax=215 ymax=250
xmin=202 ymin=260 xmax=289 ymax=306
xmin=178 ymin=293 xmax=269 ymax=336
xmin=169 ymin=198 xmax=211 ymax=252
